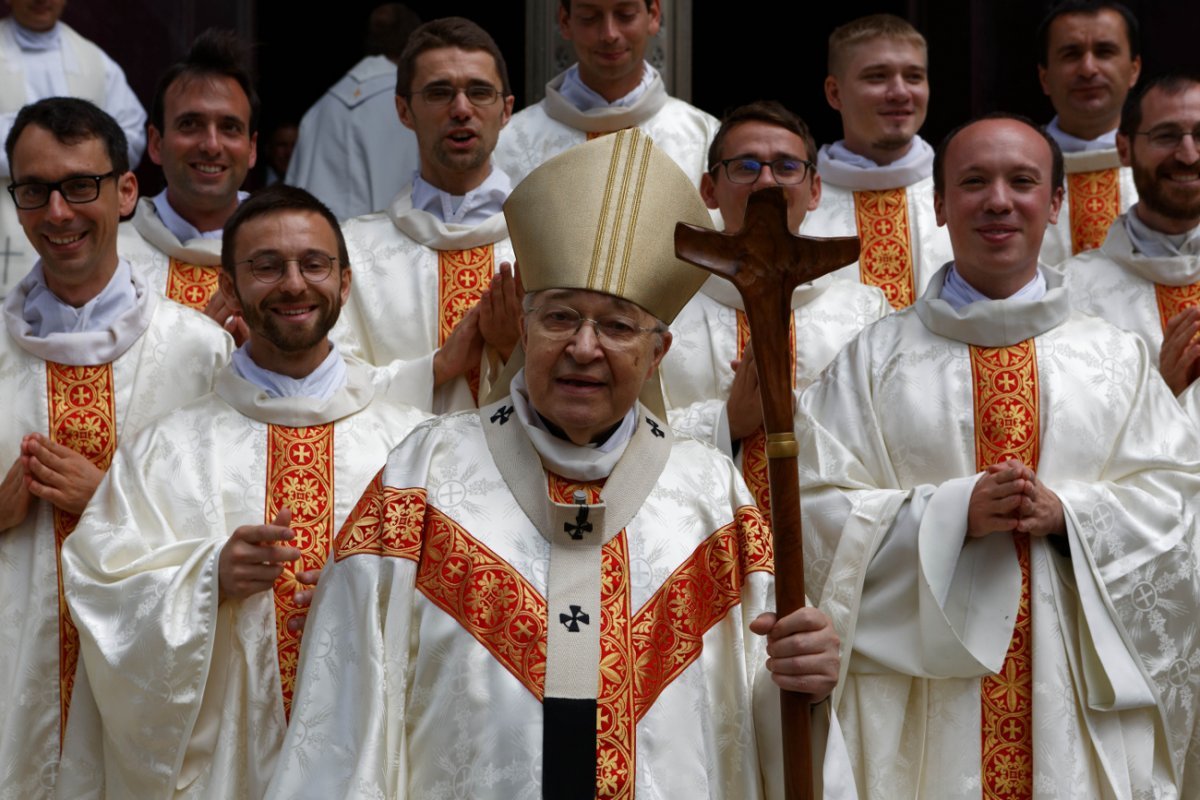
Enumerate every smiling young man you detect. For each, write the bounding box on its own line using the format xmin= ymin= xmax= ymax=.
xmin=797 ymin=114 xmax=1200 ymax=798
xmin=1036 ymin=0 xmax=1142 ymax=263
xmin=491 ymin=0 xmax=718 ymax=188
xmin=329 ymin=17 xmax=521 ymax=412
xmin=799 ymin=13 xmax=952 ymax=310
xmin=59 ymin=185 xmax=439 ymax=800
xmin=117 ymin=29 xmax=259 ymax=327
xmin=0 ymin=0 xmax=147 ymax=302
xmin=658 ymin=101 xmax=889 ymax=514
xmin=0 ymin=97 xmax=229 ymax=799
xmin=267 ymin=130 xmax=856 ymax=800
xmin=1061 ymin=75 xmax=1200 ymax=406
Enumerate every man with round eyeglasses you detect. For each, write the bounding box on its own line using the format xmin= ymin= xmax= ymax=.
xmin=799 ymin=13 xmax=952 ymax=310
xmin=267 ymin=129 xmax=855 ymax=799
xmin=57 ymin=184 xmax=480 ymax=798
xmin=1061 ymin=74 xmax=1200 ymax=408
xmin=0 ymin=97 xmax=230 ymax=799
xmin=329 ymin=16 xmax=523 ymax=414
xmin=659 ymin=101 xmax=889 ymax=517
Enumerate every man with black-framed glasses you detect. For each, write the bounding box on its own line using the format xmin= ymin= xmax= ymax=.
xmin=329 ymin=17 xmax=523 ymax=414
xmin=659 ymin=101 xmax=889 ymax=516
xmin=0 ymin=96 xmax=231 ymax=799
xmin=1061 ymin=74 xmax=1200 ymax=408
xmin=58 ymin=184 xmax=483 ymax=799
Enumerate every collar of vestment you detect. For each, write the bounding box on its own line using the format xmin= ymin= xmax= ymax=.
xmin=151 ymin=189 xmax=246 ymax=246
xmin=556 ymin=62 xmax=656 ymax=112
xmin=1062 ymin=147 xmax=1122 ymax=174
xmin=940 ymin=262 xmax=1046 ymax=310
xmin=230 ymin=340 xmax=348 ymax=402
xmin=541 ymin=63 xmax=668 ymax=133
xmin=3 ymin=257 xmax=155 ymax=364
xmin=915 ymin=262 xmax=1069 ymax=347
xmin=21 ymin=257 xmax=137 ymax=336
xmin=11 ymin=20 xmax=60 ymax=51
xmin=410 ymin=167 xmax=512 ymax=226
xmin=479 ymin=369 xmax=672 ymax=542
xmin=215 ymin=351 xmax=376 ymax=426
xmin=385 ymin=181 xmax=509 ymax=249
xmin=131 ymin=196 xmax=223 ymax=265
xmin=1120 ymin=206 xmax=1200 ymax=265
xmin=1047 ymin=116 xmax=1117 ymax=153
xmin=698 ymin=270 xmax=829 ymax=311
xmin=816 ymin=136 xmax=934 ymax=191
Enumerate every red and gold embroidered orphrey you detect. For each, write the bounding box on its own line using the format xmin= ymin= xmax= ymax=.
xmin=438 ymin=245 xmax=494 ymax=399
xmin=853 ymin=188 xmax=917 ymax=309
xmin=969 ymin=340 xmax=1039 ymax=799
xmin=265 ymin=424 xmax=335 ymax=720
xmin=1154 ymin=282 xmax=1200 ymax=333
xmin=46 ymin=363 xmax=118 ymax=744
xmin=165 ymin=257 xmax=221 ymax=311
xmin=736 ymin=310 xmax=795 ymax=516
xmin=334 ymin=473 xmax=774 ymax=798
xmin=1067 ymin=169 xmax=1121 ymax=255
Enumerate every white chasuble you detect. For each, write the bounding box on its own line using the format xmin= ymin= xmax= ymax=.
xmin=799 ymin=147 xmax=953 ymax=310
xmin=266 ymin=400 xmax=857 ymax=799
xmin=661 ymin=275 xmax=889 ymax=513
xmin=1040 ymin=150 xmax=1136 ymax=268
xmin=329 ymin=187 xmax=514 ymax=411
xmin=57 ymin=360 xmax=429 ymax=800
xmin=0 ymin=280 xmax=230 ymax=799
xmin=1061 ymin=218 xmax=1200 ymax=406
xmin=797 ymin=265 xmax=1200 ymax=798
xmin=118 ymin=198 xmax=225 ymax=314
xmin=491 ymin=67 xmax=719 ymax=189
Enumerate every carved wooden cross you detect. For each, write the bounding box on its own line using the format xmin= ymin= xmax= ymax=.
xmin=675 ymin=187 xmax=860 ymax=800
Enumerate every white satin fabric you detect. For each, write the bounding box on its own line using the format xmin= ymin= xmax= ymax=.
xmin=0 ymin=286 xmax=230 ymax=799
xmin=660 ymin=274 xmax=889 ymax=456
xmin=329 ymin=187 xmax=515 ymax=412
xmin=265 ymin=409 xmax=857 ymax=799
xmin=797 ymin=265 xmax=1200 ymax=798
xmin=492 ymin=66 xmax=719 ymax=189
xmin=118 ymin=197 xmax=224 ymax=304
xmin=58 ymin=360 xmax=429 ymax=799
xmin=1039 ymin=149 xmax=1138 ymax=268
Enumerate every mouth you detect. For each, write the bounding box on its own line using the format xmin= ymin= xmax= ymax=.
xmin=1162 ymin=169 xmax=1200 ymax=185
xmin=269 ymin=303 xmax=319 ymax=322
xmin=976 ymin=224 xmax=1019 ymax=243
xmin=191 ymin=162 xmax=227 ymax=176
xmin=43 ymin=230 xmax=87 ymax=251
xmin=556 ymin=375 xmax=607 ymax=394
xmin=445 ymin=129 xmax=479 ymax=149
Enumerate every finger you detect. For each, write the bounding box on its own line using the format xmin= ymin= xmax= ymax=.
xmin=251 ymin=544 xmax=302 ymax=564
xmin=272 ymin=506 xmax=292 ymax=528
xmin=766 ymin=606 xmax=832 ymax=639
xmin=232 ymin=563 xmax=286 ymax=585
xmin=295 ymin=569 xmax=321 ymax=586
xmin=286 ymin=615 xmax=308 ymax=633
xmin=23 ymin=452 xmax=69 ymax=488
xmin=293 ymin=589 xmax=315 ymax=607
xmin=748 ymin=611 xmax=778 ymax=636
xmin=233 ymin=523 xmax=295 ymax=545
xmin=512 ymin=260 xmax=524 ymax=297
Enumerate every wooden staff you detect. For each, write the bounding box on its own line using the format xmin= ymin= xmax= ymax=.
xmin=675 ymin=187 xmax=859 ymax=800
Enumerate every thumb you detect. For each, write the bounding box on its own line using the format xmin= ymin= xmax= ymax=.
xmin=748 ymin=611 xmax=778 ymax=636
xmin=272 ymin=506 xmax=293 ymax=528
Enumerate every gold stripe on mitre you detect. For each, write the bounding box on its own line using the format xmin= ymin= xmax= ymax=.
xmin=504 ymin=128 xmax=713 ymax=325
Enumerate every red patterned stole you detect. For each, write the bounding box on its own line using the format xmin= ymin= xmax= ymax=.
xmin=970 ymin=341 xmax=1039 ymax=799
xmin=334 ymin=472 xmax=774 ymax=798
xmin=165 ymin=257 xmax=221 ymax=311
xmin=735 ymin=309 xmax=795 ymax=516
xmin=438 ymin=246 xmax=495 ymax=401
xmin=265 ymin=424 xmax=335 ymax=719
xmin=853 ymin=188 xmax=917 ymax=309
xmin=46 ymin=363 xmax=117 ymax=745
xmin=1154 ymin=283 xmax=1200 ymax=332
xmin=1066 ymin=169 xmax=1121 ymax=255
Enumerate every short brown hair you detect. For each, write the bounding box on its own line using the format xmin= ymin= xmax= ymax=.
xmin=932 ymin=112 xmax=1063 ymax=197
xmin=827 ymin=14 xmax=927 ymax=77
xmin=707 ymin=101 xmax=817 ymax=170
xmin=558 ymin=0 xmax=653 ymax=10
xmin=151 ymin=29 xmax=259 ymax=136
xmin=221 ymin=185 xmax=349 ymax=276
xmin=1119 ymin=73 xmax=1200 ymax=139
xmin=395 ymin=17 xmax=511 ymax=98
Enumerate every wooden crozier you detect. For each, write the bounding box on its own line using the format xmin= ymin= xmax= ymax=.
xmin=675 ymin=187 xmax=859 ymax=800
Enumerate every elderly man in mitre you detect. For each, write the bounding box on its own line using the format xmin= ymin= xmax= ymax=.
xmin=265 ymin=129 xmax=853 ymax=799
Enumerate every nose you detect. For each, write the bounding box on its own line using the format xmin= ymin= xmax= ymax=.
xmin=199 ymin=122 xmax=220 ymax=154
xmin=884 ymin=73 xmax=907 ymax=101
xmin=1177 ymin=132 xmax=1200 ymax=164
xmin=599 ymin=13 xmax=620 ymax=41
xmin=1078 ymin=50 xmax=1099 ymax=77
xmin=448 ymin=89 xmax=473 ymax=119
xmin=44 ymin=188 xmax=74 ymax=223
xmin=982 ymin=181 xmax=1014 ymax=213
xmin=752 ymin=163 xmax=778 ymax=188
xmin=276 ymin=260 xmax=308 ymax=293
xmin=566 ymin=319 xmax=604 ymax=363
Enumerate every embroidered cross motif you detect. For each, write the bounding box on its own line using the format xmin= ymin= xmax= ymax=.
xmin=565 ymin=505 xmax=593 ymax=540
xmin=645 ymin=418 xmax=664 ymax=438
xmin=490 ymin=405 xmax=513 ymax=425
xmin=560 ymin=605 xmax=590 ymax=632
